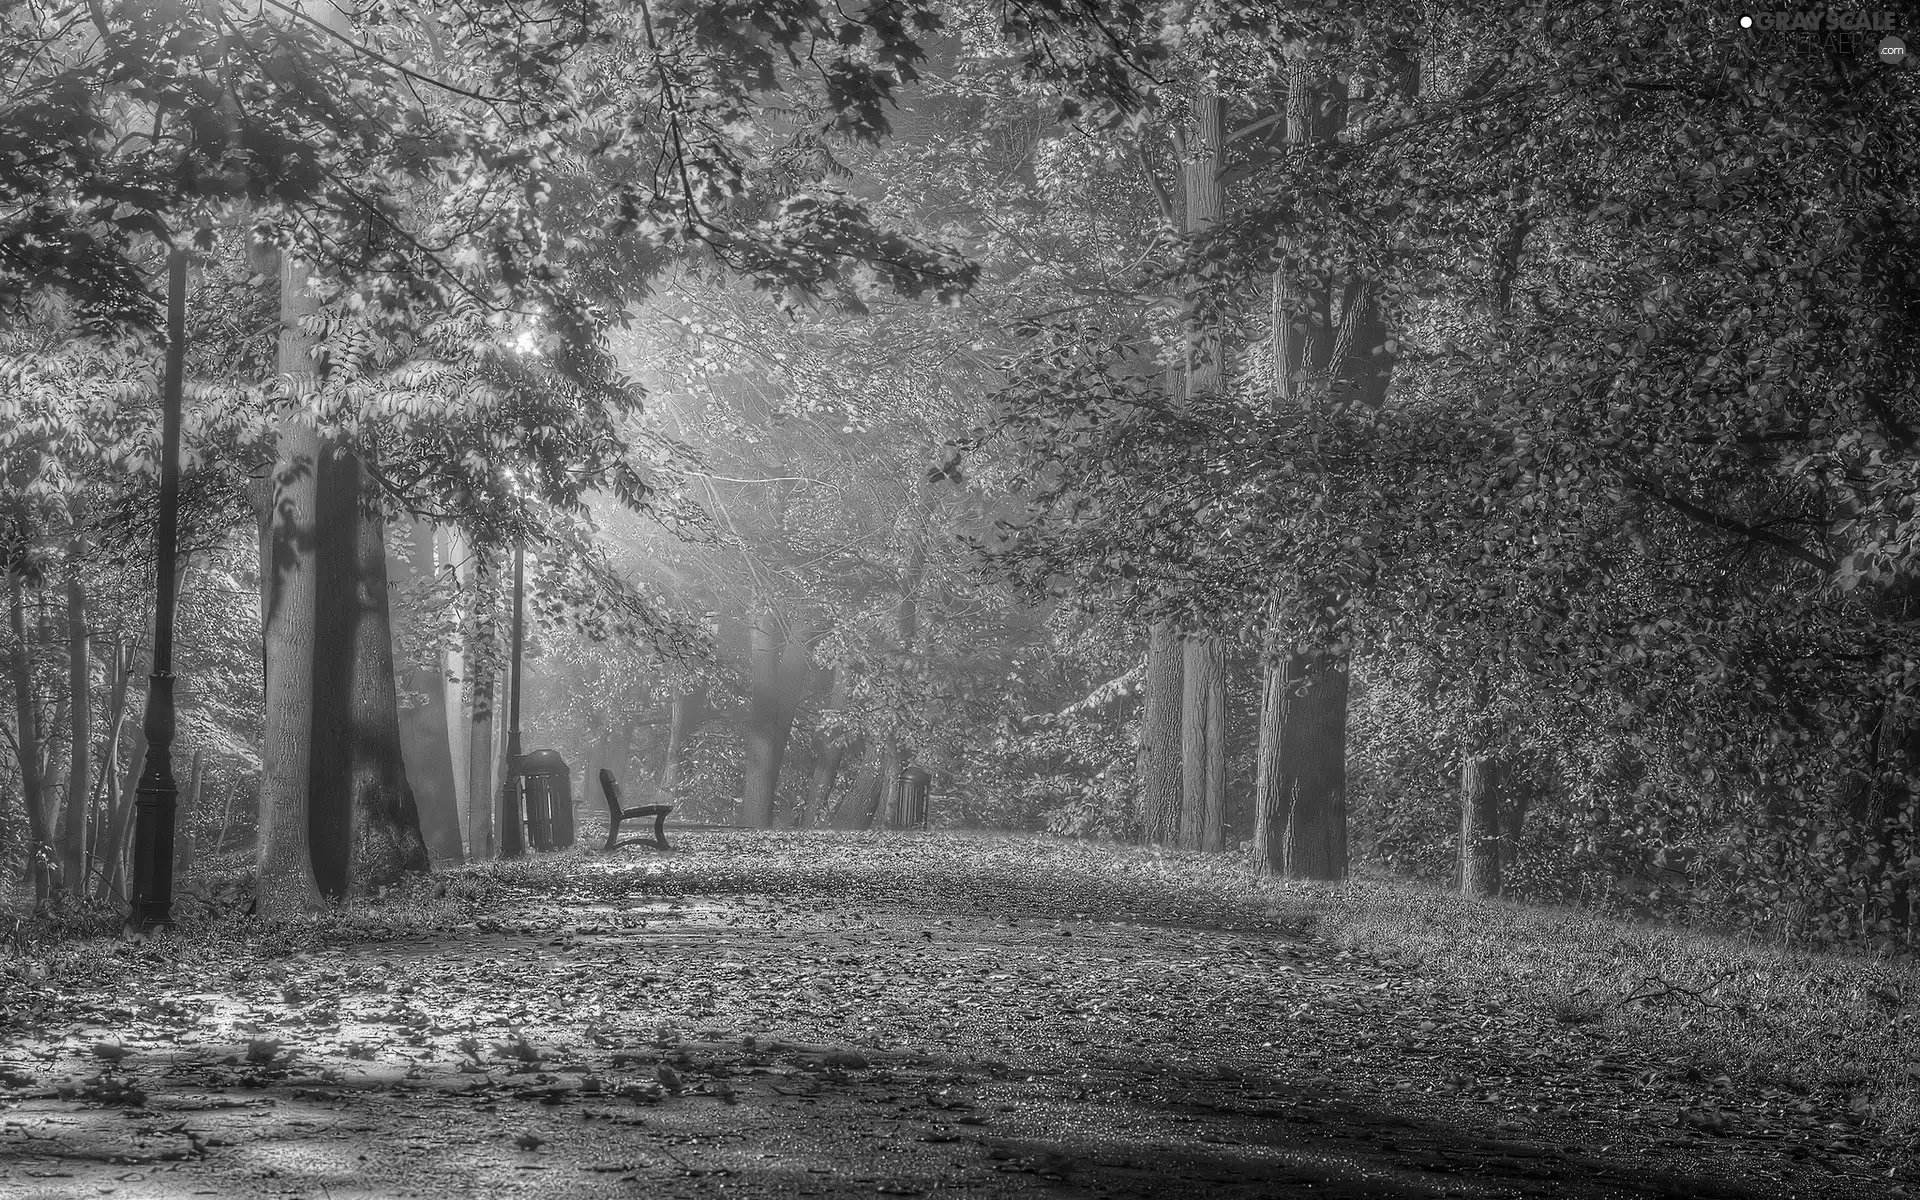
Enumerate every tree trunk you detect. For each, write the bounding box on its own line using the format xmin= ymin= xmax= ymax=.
xmin=94 ymin=689 xmax=145 ymax=904
xmin=256 ymin=244 xmax=326 ymax=917
xmin=394 ymin=519 xmax=463 ymax=864
xmin=460 ymin=541 xmax=497 ymax=861
xmin=832 ymin=760 xmax=884 ymax=831
xmin=657 ymin=684 xmax=705 ymax=799
xmin=1460 ymin=753 xmax=1503 ymax=897
xmin=1500 ymin=776 xmax=1530 ymax=894
xmin=1254 ymin=64 xmax=1375 ymax=881
xmin=1252 ymin=651 xmax=1349 ymax=879
xmin=800 ymin=668 xmax=852 ymax=828
xmin=6 ymin=571 xmax=51 ymax=899
xmin=61 ymin=541 xmax=90 ymax=892
xmin=1250 ymin=662 xmax=1285 ymax=875
xmin=856 ymin=739 xmax=901 ymax=832
xmin=1202 ymin=648 xmax=1227 ymax=852
xmin=346 ymin=469 xmax=430 ymax=893
xmin=174 ymin=746 xmax=205 ymax=872
xmin=307 ymin=440 xmax=358 ymax=899
xmin=86 ymin=638 xmax=133 ymax=882
xmin=215 ymin=778 xmax=237 ymax=855
xmin=438 ymin=527 xmax=471 ymax=844
xmin=1179 ymin=635 xmax=1223 ymax=850
xmin=1139 ymin=622 xmax=1182 ymax=843
xmin=1280 ymin=652 xmax=1349 ymax=879
xmin=741 ymin=607 xmax=812 ymax=828
xmin=586 ymin=713 xmax=610 ymax=819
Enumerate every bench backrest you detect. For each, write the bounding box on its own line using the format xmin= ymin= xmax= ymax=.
xmin=599 ymin=768 xmax=621 ymax=814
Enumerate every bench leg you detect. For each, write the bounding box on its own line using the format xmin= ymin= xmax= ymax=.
xmin=652 ymin=810 xmax=669 ymax=852
xmin=603 ymin=818 xmax=620 ymax=854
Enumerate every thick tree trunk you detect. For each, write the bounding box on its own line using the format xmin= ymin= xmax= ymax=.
xmin=1280 ymin=652 xmax=1349 ymax=879
xmin=174 ymin=746 xmax=205 ymax=872
xmin=6 ymin=571 xmax=51 ymax=899
xmin=1202 ymin=648 xmax=1227 ymax=852
xmin=1139 ymin=622 xmax=1182 ymax=843
xmin=1250 ymin=663 xmax=1285 ymax=875
xmin=438 ymin=528 xmax=471 ymax=841
xmin=61 ymin=543 xmax=89 ymax=892
xmin=856 ymin=739 xmax=901 ymax=832
xmin=256 ymin=247 xmax=326 ymax=916
xmin=460 ymin=542 xmax=497 ymax=861
xmin=1179 ymin=635 xmax=1223 ymax=850
xmin=657 ymin=684 xmax=705 ymax=799
xmin=1252 ymin=651 xmax=1349 ymax=879
xmin=1460 ymin=753 xmax=1503 ymax=896
xmin=86 ymin=638 xmax=133 ymax=883
xmin=741 ymin=608 xmax=812 ymax=828
xmin=394 ymin=519 xmax=463 ymax=864
xmin=346 ymin=477 xmax=430 ymax=893
xmin=307 ymin=440 xmax=358 ymax=898
xmin=1163 ymin=84 xmax=1229 ymax=854
xmin=1254 ymin=64 xmax=1374 ymax=881
xmin=800 ymin=669 xmax=852 ymax=828
xmin=831 ymin=760 xmax=884 ymax=831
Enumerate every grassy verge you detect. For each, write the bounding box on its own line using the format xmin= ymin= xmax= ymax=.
xmin=1294 ymin=875 xmax=1920 ymax=1144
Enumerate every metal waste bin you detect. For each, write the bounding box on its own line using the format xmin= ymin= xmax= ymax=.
xmin=516 ymin=749 xmax=575 ymax=851
xmin=897 ymin=765 xmax=931 ymax=830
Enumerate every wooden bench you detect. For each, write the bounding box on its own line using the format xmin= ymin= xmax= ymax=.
xmin=599 ymin=769 xmax=673 ymax=852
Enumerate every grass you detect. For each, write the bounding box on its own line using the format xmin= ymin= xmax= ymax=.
xmin=1294 ymin=873 xmax=1920 ymax=1143
xmin=7 ymin=830 xmax=1916 ymax=1147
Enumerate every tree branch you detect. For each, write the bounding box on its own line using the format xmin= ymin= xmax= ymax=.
xmin=1625 ymin=475 xmax=1836 ymax=573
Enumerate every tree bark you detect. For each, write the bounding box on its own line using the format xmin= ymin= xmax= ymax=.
xmin=1202 ymin=647 xmax=1227 ymax=852
xmin=1253 ymin=64 xmax=1373 ymax=881
xmin=459 ymin=540 xmax=497 ymax=861
xmin=657 ymin=684 xmax=705 ymax=799
xmin=1252 ymin=651 xmax=1349 ymax=879
xmin=86 ymin=638 xmax=133 ymax=882
xmin=832 ymin=759 xmax=885 ymax=831
xmin=174 ymin=746 xmax=205 ymax=872
xmin=1139 ymin=622 xmax=1182 ymax=843
xmin=256 ymin=245 xmax=326 ymax=916
xmin=94 ymin=686 xmax=145 ymax=904
xmin=6 ymin=571 xmax=51 ymax=899
xmin=346 ymin=469 xmax=430 ymax=893
xmin=438 ymin=527 xmax=471 ymax=843
xmin=1460 ymin=753 xmax=1503 ymax=896
xmin=307 ymin=440 xmax=357 ymax=898
xmin=394 ymin=519 xmax=463 ymax=864
xmin=741 ymin=607 xmax=812 ymax=828
xmin=1179 ymin=635 xmax=1223 ymax=850
xmin=61 ymin=540 xmax=89 ymax=892
xmin=800 ymin=668 xmax=852 ymax=828
xmin=1279 ymin=652 xmax=1349 ymax=880
xmin=857 ymin=739 xmax=902 ymax=832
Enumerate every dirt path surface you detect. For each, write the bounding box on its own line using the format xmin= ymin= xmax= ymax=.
xmin=1 ymin=833 xmax=1912 ymax=1198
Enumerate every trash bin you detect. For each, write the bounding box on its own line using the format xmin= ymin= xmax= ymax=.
xmin=516 ymin=749 xmax=574 ymax=852
xmin=897 ymin=765 xmax=931 ymax=830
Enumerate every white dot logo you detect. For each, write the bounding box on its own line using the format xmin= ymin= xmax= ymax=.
xmin=1739 ymin=14 xmax=1753 ymax=27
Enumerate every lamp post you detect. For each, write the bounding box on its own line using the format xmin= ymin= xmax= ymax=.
xmin=127 ymin=246 xmax=189 ymax=934
xmin=497 ymin=538 xmax=527 ymax=857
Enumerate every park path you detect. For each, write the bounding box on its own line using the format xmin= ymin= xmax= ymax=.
xmin=0 ymin=832 xmax=1910 ymax=1198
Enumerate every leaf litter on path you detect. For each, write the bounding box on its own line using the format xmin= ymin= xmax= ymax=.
xmin=0 ymin=831 xmax=1912 ymax=1198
